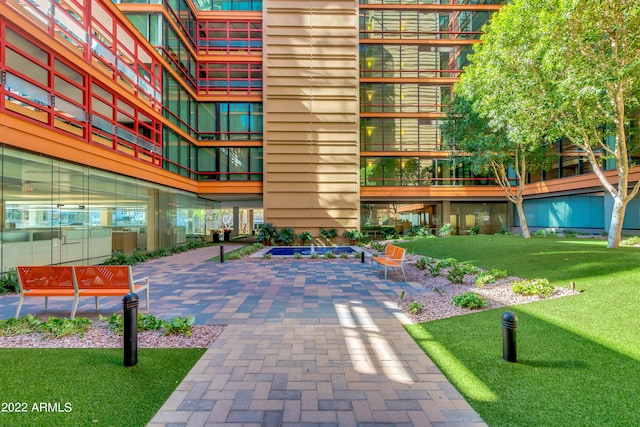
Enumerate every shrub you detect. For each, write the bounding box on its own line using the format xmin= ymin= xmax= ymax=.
xmin=451 ymin=292 xmax=489 ymax=309
xmin=622 ymin=236 xmax=640 ymax=246
xmin=319 ymin=227 xmax=339 ymax=242
xmin=298 ymin=231 xmax=313 ymax=245
xmin=138 ymin=313 xmax=166 ymax=332
xmin=310 ymin=253 xmax=319 ymax=259
xmin=343 ymin=229 xmax=364 ymax=244
xmin=262 ymin=253 xmax=272 ymax=259
xmin=294 ymin=252 xmax=303 ymax=259
xmin=339 ymin=253 xmax=349 ymax=259
xmin=276 ymin=227 xmax=296 ymax=246
xmin=512 ymin=278 xmax=555 ymax=298
xmin=0 ymin=314 xmax=43 ymax=336
xmin=409 ymin=226 xmax=433 ymax=238
xmin=100 ymin=313 xmax=123 ymax=335
xmin=40 ymin=317 xmax=93 ymax=338
xmin=258 ymin=223 xmax=279 ymax=246
xmin=533 ymin=229 xmax=555 ymax=237
xmin=130 ymin=250 xmax=149 ymax=263
xmin=163 ymin=316 xmax=195 ymax=336
xmin=447 ymin=263 xmax=466 ymax=284
xmin=438 ymin=223 xmax=453 ymax=237
xmin=101 ymin=313 xmax=194 ymax=336
xmin=498 ymin=226 xmax=513 ymax=235
xmin=370 ymin=242 xmax=385 ymax=252
xmin=0 ymin=268 xmax=19 ymax=294
xmin=103 ymin=251 xmax=134 ymax=265
xmin=437 ymin=257 xmax=458 ymax=268
xmin=563 ymin=229 xmax=576 ymax=237
xmin=226 ymin=243 xmax=263 ymax=260
xmin=415 ymin=256 xmax=429 ymax=270
xmin=474 ymin=268 xmax=506 ymax=288
xmin=324 ymin=251 xmax=336 ymax=259
xmin=469 ymin=225 xmax=481 ymax=235
xmin=408 ymin=301 xmax=424 ymax=314
xmin=381 ymin=228 xmax=398 ymax=240
xmin=149 ymin=247 xmax=171 ymax=258
xmin=427 ymin=263 xmax=442 ymax=277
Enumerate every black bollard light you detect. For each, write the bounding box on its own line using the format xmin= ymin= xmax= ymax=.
xmin=220 ymin=244 xmax=224 ymax=263
xmin=361 ymin=250 xmax=365 ymax=263
xmin=502 ymin=311 xmax=518 ymax=363
xmin=123 ymin=293 xmax=139 ymax=367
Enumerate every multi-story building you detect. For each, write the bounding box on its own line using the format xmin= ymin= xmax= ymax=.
xmin=1 ymin=0 xmax=638 ymax=270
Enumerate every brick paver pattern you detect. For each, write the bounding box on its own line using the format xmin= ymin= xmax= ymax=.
xmin=0 ymin=245 xmax=486 ymax=426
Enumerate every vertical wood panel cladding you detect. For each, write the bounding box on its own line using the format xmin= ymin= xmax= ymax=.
xmin=263 ymin=0 xmax=360 ymax=234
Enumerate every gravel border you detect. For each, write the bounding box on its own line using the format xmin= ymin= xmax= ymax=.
xmin=0 ymin=325 xmax=225 ymax=349
xmin=396 ymin=253 xmax=580 ymax=323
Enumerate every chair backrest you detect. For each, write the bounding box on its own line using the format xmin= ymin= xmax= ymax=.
xmin=385 ymin=244 xmax=395 ymax=256
xmin=74 ymin=266 xmax=132 ymax=290
xmin=16 ymin=266 xmax=75 ymax=292
xmin=395 ymin=247 xmax=406 ymax=261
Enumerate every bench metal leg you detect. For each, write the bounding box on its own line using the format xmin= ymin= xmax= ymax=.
xmin=15 ymin=295 xmax=24 ymax=318
xmin=95 ymin=296 xmax=99 ymax=311
xmin=71 ymin=296 xmax=79 ymax=320
xmin=45 ymin=296 xmax=48 ymax=311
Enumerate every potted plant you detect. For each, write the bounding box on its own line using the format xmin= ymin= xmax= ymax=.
xmin=211 ymin=230 xmax=221 ymax=243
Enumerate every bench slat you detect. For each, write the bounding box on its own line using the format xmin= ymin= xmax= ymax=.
xmin=15 ymin=265 xmax=150 ymax=318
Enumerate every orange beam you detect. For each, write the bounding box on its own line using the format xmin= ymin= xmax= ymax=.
xmin=2 ymin=115 xmax=198 ymax=193
xmin=360 ymin=112 xmax=446 ymax=119
xmin=525 ymin=168 xmax=640 ymax=196
xmin=198 ymin=181 xmax=262 ymax=195
xmin=360 ymin=39 xmax=478 ymax=46
xmin=359 ymin=4 xmax=503 ymax=12
xmin=360 ymin=78 xmax=460 ymax=85
xmin=361 ymin=151 xmax=450 ymax=158
xmin=361 ymin=185 xmax=506 ymax=199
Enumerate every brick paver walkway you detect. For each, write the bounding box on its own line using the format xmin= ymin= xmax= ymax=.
xmin=0 ymin=245 xmax=486 ymax=426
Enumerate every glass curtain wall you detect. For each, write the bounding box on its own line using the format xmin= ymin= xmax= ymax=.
xmin=0 ymin=146 xmax=216 ymax=272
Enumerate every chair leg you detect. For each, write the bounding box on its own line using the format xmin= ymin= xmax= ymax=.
xmin=15 ymin=295 xmax=24 ymax=318
xmin=146 ymin=288 xmax=150 ymax=310
xmin=95 ymin=296 xmax=99 ymax=310
xmin=45 ymin=296 xmax=48 ymax=311
xmin=71 ymin=296 xmax=79 ymax=320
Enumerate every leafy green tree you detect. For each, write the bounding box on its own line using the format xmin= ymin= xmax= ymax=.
xmin=442 ymin=96 xmax=549 ymax=238
xmin=458 ymin=0 xmax=640 ymax=248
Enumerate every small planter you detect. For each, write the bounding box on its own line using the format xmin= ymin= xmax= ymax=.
xmin=212 ymin=231 xmax=220 ymax=243
xmin=223 ymin=229 xmax=232 ymax=242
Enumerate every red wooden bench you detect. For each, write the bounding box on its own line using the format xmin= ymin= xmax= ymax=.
xmin=15 ymin=265 xmax=150 ymax=319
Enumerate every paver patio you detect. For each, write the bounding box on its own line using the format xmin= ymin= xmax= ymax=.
xmin=0 ymin=245 xmax=486 ymax=426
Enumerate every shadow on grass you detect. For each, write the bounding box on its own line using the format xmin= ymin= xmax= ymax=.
xmin=406 ymin=308 xmax=640 ymax=427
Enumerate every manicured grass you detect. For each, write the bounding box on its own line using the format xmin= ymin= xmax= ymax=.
xmin=400 ymin=235 xmax=640 ymax=427
xmin=0 ymin=348 xmax=205 ymax=426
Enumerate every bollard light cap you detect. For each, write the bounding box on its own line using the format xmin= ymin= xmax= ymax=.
xmin=123 ymin=292 xmax=139 ymax=303
xmin=502 ymin=311 xmax=518 ymax=329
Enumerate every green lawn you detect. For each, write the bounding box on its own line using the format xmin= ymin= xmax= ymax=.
xmin=0 ymin=348 xmax=205 ymax=426
xmin=400 ymin=235 xmax=640 ymax=427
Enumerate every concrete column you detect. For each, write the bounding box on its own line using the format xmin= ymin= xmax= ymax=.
xmin=233 ymin=206 xmax=240 ymax=237
xmin=248 ymin=209 xmax=255 ymax=235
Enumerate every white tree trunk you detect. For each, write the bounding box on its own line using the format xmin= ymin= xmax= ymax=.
xmin=515 ymin=199 xmax=531 ymax=238
xmin=607 ymin=195 xmax=626 ymax=248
